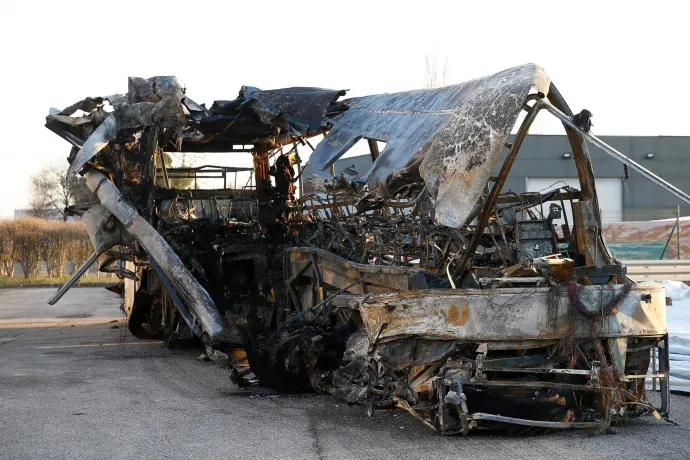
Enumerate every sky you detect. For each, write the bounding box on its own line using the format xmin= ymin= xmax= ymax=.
xmin=1 ymin=0 xmax=688 ymax=217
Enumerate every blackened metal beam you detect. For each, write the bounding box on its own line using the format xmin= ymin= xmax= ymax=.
xmin=148 ymin=257 xmax=202 ymax=336
xmin=48 ymin=251 xmax=101 ymax=305
xmin=367 ymin=138 xmax=380 ymax=161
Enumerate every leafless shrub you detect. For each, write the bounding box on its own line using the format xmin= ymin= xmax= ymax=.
xmin=13 ymin=218 xmax=44 ymax=278
xmin=66 ymin=221 xmax=92 ymax=273
xmin=43 ymin=222 xmax=71 ymax=277
xmin=0 ymin=218 xmax=91 ymax=278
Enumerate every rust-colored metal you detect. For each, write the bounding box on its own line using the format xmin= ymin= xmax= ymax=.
xmin=252 ymin=143 xmax=271 ymax=200
xmin=547 ymin=83 xmax=596 ymax=202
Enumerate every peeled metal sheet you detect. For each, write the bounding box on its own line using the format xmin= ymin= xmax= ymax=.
xmin=308 ymin=63 xmax=550 ymax=228
xmin=240 ymin=86 xmax=347 ymax=134
xmin=56 ymin=76 xmax=188 ymax=176
xmin=67 ymin=113 xmax=117 ymax=175
xmin=357 ymin=284 xmax=666 ymax=344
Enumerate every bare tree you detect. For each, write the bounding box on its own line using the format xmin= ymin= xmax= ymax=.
xmin=424 ymin=54 xmax=449 ymax=89
xmin=28 ymin=174 xmax=55 ymax=219
xmin=28 ymin=162 xmax=93 ymax=220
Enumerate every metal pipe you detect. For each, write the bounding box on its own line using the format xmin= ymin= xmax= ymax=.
xmin=659 ymin=221 xmax=677 ymax=260
xmin=469 ymin=413 xmax=606 ymax=430
xmin=544 ymin=104 xmax=690 ymax=205
xmin=48 ymin=251 xmax=101 ymax=305
xmin=652 ymin=347 xmax=657 ymax=392
xmin=678 ymin=206 xmax=681 ymax=260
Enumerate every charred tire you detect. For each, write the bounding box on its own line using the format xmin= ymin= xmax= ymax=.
xmin=128 ymin=291 xmax=165 ymax=340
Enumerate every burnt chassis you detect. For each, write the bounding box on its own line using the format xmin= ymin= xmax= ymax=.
xmin=268 ymin=86 xmax=676 ymax=432
xmin=285 ymin=247 xmax=670 ymax=433
xmin=43 ymin=69 xmax=690 ymax=434
xmin=124 ymin=94 xmax=671 ymax=433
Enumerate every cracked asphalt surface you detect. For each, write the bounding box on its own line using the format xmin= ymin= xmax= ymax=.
xmin=1 ymin=287 xmax=690 ymax=460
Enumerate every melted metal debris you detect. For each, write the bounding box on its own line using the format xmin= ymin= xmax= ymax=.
xmin=308 ymin=64 xmax=550 ymax=227
xmin=43 ymin=65 xmax=681 ymax=435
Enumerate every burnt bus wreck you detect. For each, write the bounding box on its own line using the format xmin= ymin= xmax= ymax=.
xmin=46 ymin=64 xmax=690 ymax=434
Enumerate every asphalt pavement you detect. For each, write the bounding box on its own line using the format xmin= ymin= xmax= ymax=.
xmin=1 ymin=287 xmax=690 ymax=460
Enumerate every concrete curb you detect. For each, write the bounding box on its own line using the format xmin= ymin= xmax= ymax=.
xmin=0 ymin=283 xmax=112 ymax=289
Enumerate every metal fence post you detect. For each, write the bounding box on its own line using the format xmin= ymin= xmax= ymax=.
xmin=677 ymin=206 xmax=681 ymax=260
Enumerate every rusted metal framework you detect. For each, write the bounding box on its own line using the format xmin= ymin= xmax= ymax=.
xmin=44 ymin=65 xmax=690 ymax=434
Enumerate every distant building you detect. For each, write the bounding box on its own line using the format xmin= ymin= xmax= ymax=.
xmin=13 ymin=209 xmax=76 ymax=220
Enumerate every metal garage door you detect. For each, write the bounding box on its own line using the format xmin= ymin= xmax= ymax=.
xmin=525 ymin=177 xmax=623 ymax=224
